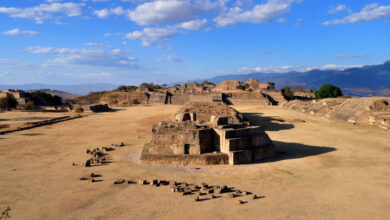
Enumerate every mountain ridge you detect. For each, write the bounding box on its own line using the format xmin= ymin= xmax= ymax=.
xmin=202 ymin=60 xmax=390 ymax=97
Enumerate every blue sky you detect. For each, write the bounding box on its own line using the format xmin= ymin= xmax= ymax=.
xmin=0 ymin=0 xmax=390 ymax=85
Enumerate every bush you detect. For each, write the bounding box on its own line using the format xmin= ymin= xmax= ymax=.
xmin=33 ymin=90 xmax=62 ymax=107
xmin=0 ymin=93 xmax=18 ymax=110
xmin=115 ymin=85 xmax=138 ymax=92
xmin=281 ymin=86 xmax=294 ymax=101
xmin=236 ymin=83 xmax=249 ymax=91
xmin=315 ymin=84 xmax=343 ymax=99
xmin=74 ymin=107 xmax=84 ymax=113
xmin=0 ymin=124 xmax=10 ymax=129
xmin=25 ymin=101 xmax=35 ymax=110
xmin=132 ymin=99 xmax=140 ymax=105
xmin=247 ymin=88 xmax=253 ymax=92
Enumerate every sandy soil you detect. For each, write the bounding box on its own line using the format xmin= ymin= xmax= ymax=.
xmin=0 ymin=104 xmax=389 ymax=219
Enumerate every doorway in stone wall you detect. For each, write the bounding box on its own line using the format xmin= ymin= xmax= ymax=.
xmin=184 ymin=144 xmax=190 ymax=154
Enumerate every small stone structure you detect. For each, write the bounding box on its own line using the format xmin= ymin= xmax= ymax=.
xmin=0 ymin=89 xmax=31 ymax=106
xmin=139 ymin=102 xmax=275 ymax=165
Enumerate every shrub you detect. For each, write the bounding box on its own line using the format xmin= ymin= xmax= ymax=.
xmin=247 ymin=88 xmax=254 ymax=92
xmin=132 ymin=99 xmax=141 ymax=105
xmin=236 ymin=83 xmax=249 ymax=91
xmin=33 ymin=91 xmax=62 ymax=107
xmin=25 ymin=101 xmax=35 ymax=110
xmin=0 ymin=93 xmax=18 ymax=110
xmin=281 ymin=86 xmax=294 ymax=101
xmin=115 ymin=85 xmax=138 ymax=92
xmin=315 ymin=84 xmax=343 ymax=99
xmin=0 ymin=124 xmax=10 ymax=129
xmin=74 ymin=107 xmax=84 ymax=113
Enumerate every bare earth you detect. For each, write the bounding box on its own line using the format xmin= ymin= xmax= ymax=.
xmin=0 ymin=104 xmax=389 ymax=219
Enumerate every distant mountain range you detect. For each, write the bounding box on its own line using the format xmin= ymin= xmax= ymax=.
xmin=203 ymin=60 xmax=390 ymax=97
xmin=0 ymin=83 xmax=118 ymax=96
xmin=1 ymin=61 xmax=389 ymax=97
xmin=26 ymin=89 xmax=80 ymax=100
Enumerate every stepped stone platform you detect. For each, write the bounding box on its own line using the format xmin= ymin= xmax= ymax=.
xmin=100 ymin=79 xmax=289 ymax=106
xmin=139 ymin=102 xmax=275 ymax=166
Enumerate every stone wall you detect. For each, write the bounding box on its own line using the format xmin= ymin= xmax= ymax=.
xmin=139 ymin=144 xmax=229 ymax=166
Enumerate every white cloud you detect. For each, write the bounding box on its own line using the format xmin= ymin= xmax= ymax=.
xmin=214 ymin=0 xmax=296 ymax=27
xmin=126 ymin=26 xmax=178 ymax=46
xmin=294 ymin=17 xmax=302 ymax=26
xmin=155 ymin=56 xmax=183 ymax=62
xmin=0 ymin=2 xmax=84 ymax=23
xmin=94 ymin=6 xmax=127 ymax=18
xmin=335 ymin=54 xmax=369 ymax=59
xmin=179 ymin=18 xmax=207 ymax=30
xmin=329 ymin=5 xmax=352 ymax=14
xmin=94 ymin=8 xmax=109 ymax=18
xmin=3 ymin=28 xmax=39 ymax=36
xmin=25 ymin=46 xmax=54 ymax=54
xmin=128 ymin=0 xmax=222 ymax=26
xmin=25 ymin=46 xmax=139 ymax=69
xmin=257 ymin=51 xmax=271 ymax=55
xmin=80 ymin=72 xmax=112 ymax=79
xmin=324 ymin=3 xmax=390 ymax=25
xmin=238 ymin=64 xmax=363 ymax=73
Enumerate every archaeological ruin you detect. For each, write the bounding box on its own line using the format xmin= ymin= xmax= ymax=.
xmin=99 ymin=79 xmax=288 ymax=106
xmin=139 ymin=102 xmax=275 ymax=166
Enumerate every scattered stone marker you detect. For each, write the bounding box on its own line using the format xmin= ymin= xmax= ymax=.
xmin=114 ymin=179 xmax=126 ymax=184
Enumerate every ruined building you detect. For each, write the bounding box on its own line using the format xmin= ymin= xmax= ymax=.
xmin=139 ymin=102 xmax=275 ymax=166
xmin=100 ymin=79 xmax=288 ymax=106
xmin=0 ymin=89 xmax=31 ymax=106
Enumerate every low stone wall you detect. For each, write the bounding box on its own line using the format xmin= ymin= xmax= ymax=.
xmin=0 ymin=115 xmax=83 ymax=135
xmin=229 ymin=145 xmax=275 ymax=165
xmin=139 ymin=151 xmax=229 ymax=166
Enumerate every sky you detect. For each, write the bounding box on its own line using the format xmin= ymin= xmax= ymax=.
xmin=0 ymin=0 xmax=390 ymax=85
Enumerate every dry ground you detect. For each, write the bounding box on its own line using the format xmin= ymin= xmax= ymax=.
xmin=0 ymin=104 xmax=389 ymax=219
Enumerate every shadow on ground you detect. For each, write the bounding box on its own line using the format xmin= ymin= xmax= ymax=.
xmin=243 ymin=113 xmax=294 ymax=131
xmin=258 ymin=141 xmax=336 ymax=163
xmin=20 ymin=133 xmax=43 ymax=136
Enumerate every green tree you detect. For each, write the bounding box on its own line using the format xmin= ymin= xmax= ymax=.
xmin=281 ymin=86 xmax=294 ymax=101
xmin=315 ymin=84 xmax=343 ymax=99
xmin=0 ymin=93 xmax=18 ymax=110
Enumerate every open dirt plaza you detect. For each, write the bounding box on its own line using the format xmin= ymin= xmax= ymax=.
xmin=0 ymin=104 xmax=389 ymax=219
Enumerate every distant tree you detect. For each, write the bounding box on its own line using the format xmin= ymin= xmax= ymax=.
xmin=115 ymin=85 xmax=138 ymax=92
xmin=315 ymin=84 xmax=343 ymax=99
xmin=201 ymin=80 xmax=216 ymax=86
xmin=174 ymin=83 xmax=181 ymax=88
xmin=0 ymin=93 xmax=18 ymax=111
xmin=236 ymin=83 xmax=249 ymax=91
xmin=161 ymin=84 xmax=168 ymax=89
xmin=52 ymin=95 xmax=62 ymax=110
xmin=25 ymin=101 xmax=35 ymax=110
xmin=281 ymin=86 xmax=295 ymax=101
xmin=116 ymin=85 xmax=127 ymax=92
xmin=33 ymin=90 xmax=62 ymax=107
